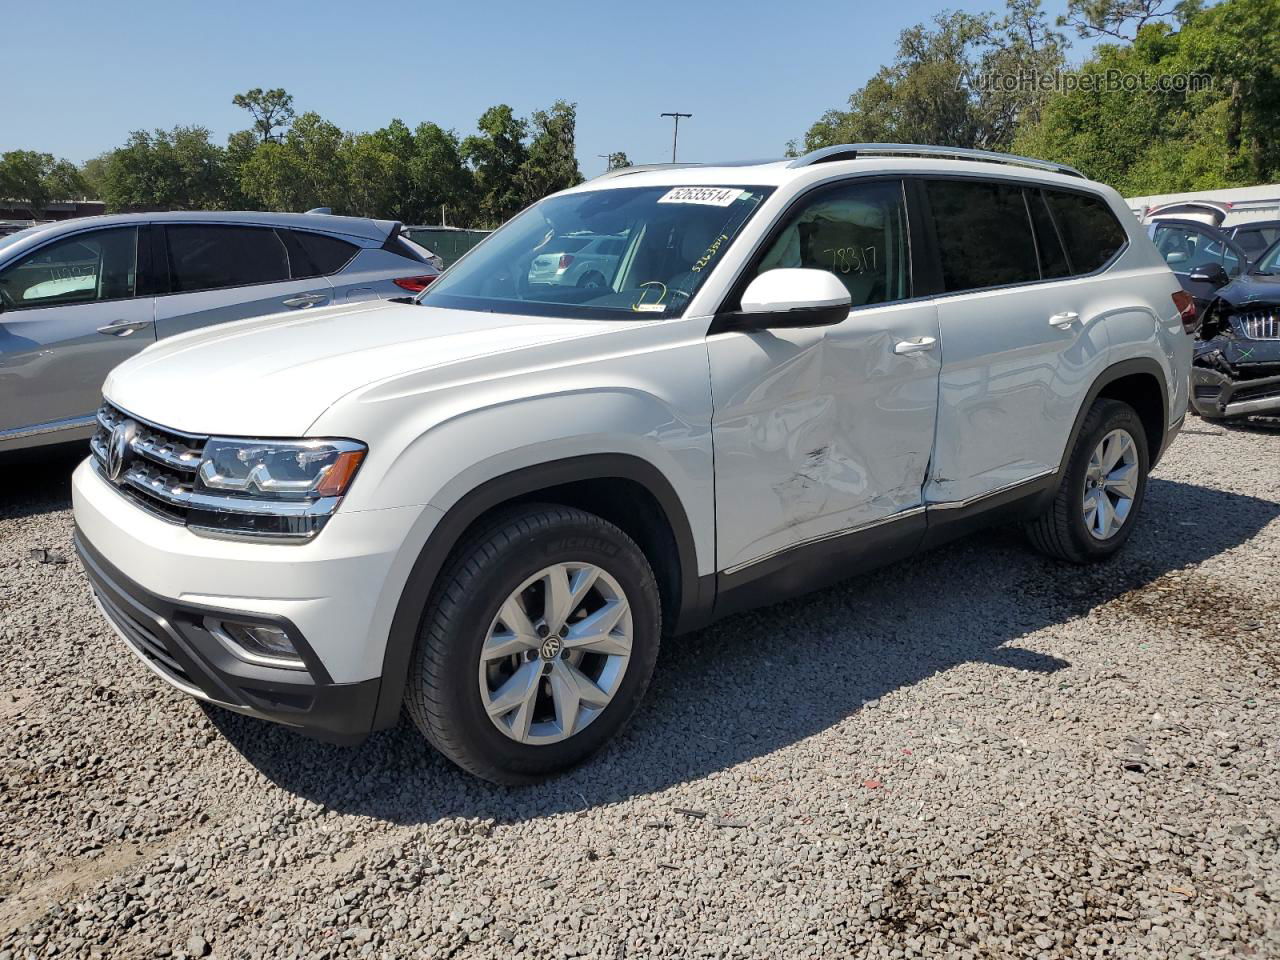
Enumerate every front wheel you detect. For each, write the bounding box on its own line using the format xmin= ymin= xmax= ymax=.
xmin=404 ymin=504 xmax=661 ymax=784
xmin=1026 ymin=398 xmax=1150 ymax=563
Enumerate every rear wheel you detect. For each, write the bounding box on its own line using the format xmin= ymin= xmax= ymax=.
xmin=404 ymin=504 xmax=661 ymax=784
xmin=1026 ymin=399 xmax=1149 ymax=563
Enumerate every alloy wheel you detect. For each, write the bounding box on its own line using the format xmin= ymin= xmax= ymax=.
xmin=1082 ymin=428 xmax=1139 ymax=540
xmin=478 ymin=563 xmax=632 ymax=745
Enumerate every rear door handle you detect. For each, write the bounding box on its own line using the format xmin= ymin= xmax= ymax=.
xmin=96 ymin=319 xmax=153 ymax=337
xmin=893 ymin=336 xmax=937 ymax=355
xmin=1049 ymin=311 xmax=1080 ymax=329
xmin=282 ymin=293 xmax=328 ymax=309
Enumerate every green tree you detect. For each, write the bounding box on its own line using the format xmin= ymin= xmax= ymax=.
xmin=239 ymin=112 xmax=346 ymax=211
xmin=1059 ymin=0 xmax=1187 ymax=40
xmin=800 ymin=0 xmax=1066 ymax=152
xmin=606 ymin=152 xmax=632 ymax=171
xmin=96 ymin=127 xmax=230 ymax=211
xmin=1013 ymin=0 xmax=1280 ymax=192
xmin=232 ymin=87 xmax=296 ymax=143
xmin=0 ymin=150 xmax=89 ymax=216
xmin=462 ymin=105 xmax=529 ymax=227
xmin=519 ymin=100 xmax=583 ymax=205
xmin=407 ymin=122 xmax=475 ymax=225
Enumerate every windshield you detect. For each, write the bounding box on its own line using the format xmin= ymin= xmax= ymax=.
xmin=419 ymin=185 xmax=773 ymax=320
xmin=1254 ymin=239 xmax=1280 ymax=275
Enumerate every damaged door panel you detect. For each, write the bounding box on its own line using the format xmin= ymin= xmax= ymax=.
xmin=707 ymin=177 xmax=940 ymax=572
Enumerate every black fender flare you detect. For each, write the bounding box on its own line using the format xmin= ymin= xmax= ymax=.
xmin=1056 ymin=356 xmax=1171 ymax=474
xmin=370 ymin=453 xmax=705 ymax=729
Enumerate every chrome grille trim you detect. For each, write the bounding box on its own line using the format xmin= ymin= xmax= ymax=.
xmin=1234 ymin=309 xmax=1280 ymax=340
xmin=89 ymin=399 xmax=337 ymax=543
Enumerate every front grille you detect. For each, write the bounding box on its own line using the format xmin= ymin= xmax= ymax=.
xmin=1233 ymin=308 xmax=1280 ymax=340
xmin=91 ymin=402 xmax=209 ymax=525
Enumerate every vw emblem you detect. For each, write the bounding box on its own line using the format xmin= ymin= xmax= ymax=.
xmin=540 ymin=636 xmax=563 ymax=661
xmin=106 ymin=420 xmax=137 ymax=484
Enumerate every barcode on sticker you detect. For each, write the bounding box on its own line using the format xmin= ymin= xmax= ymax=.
xmin=657 ymin=187 xmax=745 ymax=207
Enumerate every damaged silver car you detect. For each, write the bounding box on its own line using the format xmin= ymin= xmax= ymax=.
xmin=1190 ymin=238 xmax=1280 ymax=421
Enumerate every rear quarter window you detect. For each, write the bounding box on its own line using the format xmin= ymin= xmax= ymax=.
xmin=1044 ymin=190 xmax=1127 ymax=274
xmin=282 ymin=230 xmax=359 ymax=278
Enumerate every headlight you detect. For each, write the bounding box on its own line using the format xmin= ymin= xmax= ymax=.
xmin=198 ymin=439 xmax=366 ymax=500
xmin=188 ymin=438 xmax=366 ymax=542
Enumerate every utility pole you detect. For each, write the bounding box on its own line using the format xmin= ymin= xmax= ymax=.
xmin=597 ymin=153 xmax=612 ymax=173
xmin=660 ymin=112 xmax=692 ymax=163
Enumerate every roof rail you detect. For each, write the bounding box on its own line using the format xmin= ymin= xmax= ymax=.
xmin=787 ymin=143 xmax=1086 ymax=179
xmin=591 ymin=162 xmax=704 ymax=182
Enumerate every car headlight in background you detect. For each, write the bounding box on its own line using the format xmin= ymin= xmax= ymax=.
xmin=189 ymin=438 xmax=366 ymax=542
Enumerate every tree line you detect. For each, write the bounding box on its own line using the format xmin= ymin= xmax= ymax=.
xmin=799 ymin=0 xmax=1280 ymax=196
xmin=3 ymin=0 xmax=1277 ymax=224
xmin=1 ymin=91 xmax=605 ymax=228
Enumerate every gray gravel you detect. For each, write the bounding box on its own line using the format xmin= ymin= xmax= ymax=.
xmin=1 ymin=420 xmax=1278 ymax=959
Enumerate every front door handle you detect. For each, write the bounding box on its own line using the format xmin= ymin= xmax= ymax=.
xmin=893 ymin=336 xmax=937 ymax=355
xmin=1049 ymin=311 xmax=1080 ymax=329
xmin=282 ymin=293 xmax=328 ymax=309
xmin=96 ymin=319 xmax=152 ymax=337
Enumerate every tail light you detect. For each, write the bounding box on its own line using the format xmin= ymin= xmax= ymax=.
xmin=1172 ymin=290 xmax=1198 ymax=333
xmin=393 ymin=275 xmax=437 ymax=293
xmin=558 ymin=254 xmax=575 ymax=270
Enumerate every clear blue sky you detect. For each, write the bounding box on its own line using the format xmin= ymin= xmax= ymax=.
xmin=4 ymin=0 xmax=1089 ymax=172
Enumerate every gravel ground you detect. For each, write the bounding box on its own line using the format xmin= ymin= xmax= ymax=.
xmin=1 ymin=420 xmax=1277 ymax=960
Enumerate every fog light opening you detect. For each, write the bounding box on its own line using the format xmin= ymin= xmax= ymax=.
xmin=204 ymin=617 xmax=306 ymax=670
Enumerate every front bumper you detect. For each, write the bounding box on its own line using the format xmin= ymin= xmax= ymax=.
xmin=71 ymin=458 xmax=433 ymax=742
xmin=1190 ymin=366 xmax=1280 ymax=419
xmin=77 ymin=532 xmax=379 ymax=742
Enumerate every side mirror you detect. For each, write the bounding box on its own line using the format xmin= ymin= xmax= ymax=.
xmin=714 ymin=268 xmax=851 ymax=333
xmin=1188 ymin=262 xmax=1229 ymax=287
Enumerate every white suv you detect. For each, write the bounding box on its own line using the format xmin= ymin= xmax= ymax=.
xmin=72 ymin=145 xmax=1193 ymax=784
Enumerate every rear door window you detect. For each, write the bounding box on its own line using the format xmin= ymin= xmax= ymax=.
xmin=1044 ymin=190 xmax=1127 ymax=274
xmin=925 ymin=179 xmax=1040 ymax=292
xmin=281 ymin=230 xmax=359 ymax=278
xmin=0 ymin=227 xmax=138 ymax=309
xmin=164 ymin=225 xmax=289 ymax=293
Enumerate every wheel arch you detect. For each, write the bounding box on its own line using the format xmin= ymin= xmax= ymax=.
xmin=371 ymin=453 xmax=710 ymax=730
xmin=1059 ymin=357 xmax=1171 ymax=472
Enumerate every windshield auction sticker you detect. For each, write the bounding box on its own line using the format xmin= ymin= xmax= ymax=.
xmin=657 ymin=187 xmax=746 ymax=206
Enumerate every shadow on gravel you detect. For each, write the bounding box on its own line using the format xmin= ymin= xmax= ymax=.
xmin=207 ymin=474 xmax=1280 ymax=824
xmin=0 ymin=444 xmax=86 ymax=521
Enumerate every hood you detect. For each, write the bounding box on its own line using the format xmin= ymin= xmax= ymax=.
xmin=105 ymin=300 xmax=649 ymax=437
xmin=1218 ymin=272 xmax=1280 ymax=307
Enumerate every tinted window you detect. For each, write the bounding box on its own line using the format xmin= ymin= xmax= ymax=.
xmin=0 ymin=227 xmax=137 ymax=309
xmin=1028 ymin=190 xmax=1071 ymax=279
xmin=281 ymin=230 xmax=359 ymax=278
xmin=1235 ymin=226 xmax=1280 ymax=259
xmin=165 ymin=225 xmax=289 ymax=293
xmin=927 ymin=180 xmax=1039 ymax=291
xmin=1045 ymin=190 xmax=1127 ymax=274
xmin=750 ymin=179 xmax=909 ymax=307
